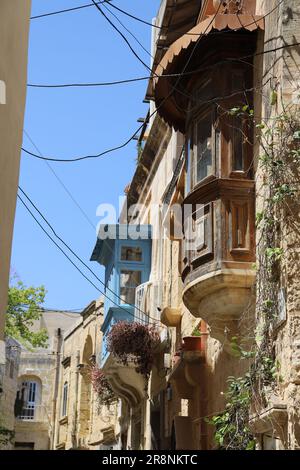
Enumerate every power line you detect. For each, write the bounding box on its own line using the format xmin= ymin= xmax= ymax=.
xmin=27 ymin=75 xmax=151 ymax=88
xmin=18 ymin=186 xmax=162 ymax=325
xmin=91 ymin=0 xmax=152 ymax=73
xmin=17 ymin=192 xmax=152 ymax=324
xmin=30 ymin=1 xmax=113 ymax=21
xmin=18 ymin=10 xmax=224 ymax=326
xmin=27 ymin=41 xmax=300 ymax=90
xmin=30 ymin=0 xmax=283 ymax=37
xmin=17 ymin=192 xmax=103 ymax=294
xmin=22 ymin=32 xmax=296 ymax=161
xmin=23 ymin=129 xmax=96 ymax=231
xmin=101 ymin=0 xmax=284 ymax=37
xmin=92 ymin=1 xmax=194 ymax=105
xmin=102 ymin=1 xmax=152 ymax=61
xmin=21 ymin=4 xmax=223 ymax=165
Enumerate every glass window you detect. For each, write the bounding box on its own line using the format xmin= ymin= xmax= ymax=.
xmin=121 ymin=246 xmax=142 ymax=262
xmin=231 ymin=117 xmax=244 ymax=171
xmin=18 ymin=381 xmax=38 ymax=420
xmin=120 ymin=270 xmax=141 ymax=305
xmin=62 ymin=382 xmax=68 ymax=417
xmin=185 ymin=139 xmax=192 ymax=196
xmin=194 ymin=117 xmax=213 ymax=184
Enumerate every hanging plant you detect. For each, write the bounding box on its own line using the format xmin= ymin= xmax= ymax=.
xmin=107 ymin=321 xmax=160 ymax=379
xmin=89 ymin=365 xmax=116 ymax=407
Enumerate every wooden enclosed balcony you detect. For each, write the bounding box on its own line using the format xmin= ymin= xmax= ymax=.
xmin=181 ymin=177 xmax=255 ymax=343
xmin=150 ymin=0 xmax=261 ymax=345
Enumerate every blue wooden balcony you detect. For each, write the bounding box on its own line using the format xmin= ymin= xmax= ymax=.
xmin=90 ymin=224 xmax=152 ymax=368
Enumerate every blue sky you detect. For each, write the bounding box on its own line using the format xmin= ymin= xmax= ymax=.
xmin=11 ymin=0 xmax=161 ymax=311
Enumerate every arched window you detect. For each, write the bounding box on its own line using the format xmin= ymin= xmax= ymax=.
xmin=17 ymin=379 xmax=41 ymax=420
xmin=62 ymin=382 xmax=68 ymax=417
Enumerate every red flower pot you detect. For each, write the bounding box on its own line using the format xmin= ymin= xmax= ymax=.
xmin=182 ymin=336 xmax=203 ymax=352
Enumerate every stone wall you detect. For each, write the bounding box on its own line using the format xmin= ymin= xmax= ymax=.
xmin=0 ymin=338 xmax=21 ymax=450
xmin=253 ymin=0 xmax=300 ymax=450
xmin=53 ymin=300 xmax=120 ymax=450
xmin=0 ymin=0 xmax=31 ymax=351
xmin=13 ymin=311 xmax=78 ymax=450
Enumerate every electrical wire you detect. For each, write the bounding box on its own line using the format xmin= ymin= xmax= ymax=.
xmin=18 ymin=186 xmax=163 ymax=325
xmin=18 ymin=7 xmax=225 ymax=327
xmin=30 ymin=0 xmax=283 ymax=38
xmin=30 ymin=1 xmax=113 ymax=21
xmin=27 ymin=42 xmax=300 ymax=90
xmin=21 ymin=2 xmax=223 ymax=163
xmin=23 ymin=129 xmax=96 ymax=231
xmin=91 ymin=0 xmax=152 ymax=73
xmin=22 ymin=43 xmax=299 ymax=161
xmin=102 ymin=1 xmax=152 ymax=62
xmin=107 ymin=0 xmax=284 ymax=37
xmin=17 ymin=192 xmax=156 ymax=325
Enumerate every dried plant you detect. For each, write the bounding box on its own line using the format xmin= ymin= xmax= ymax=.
xmin=107 ymin=321 xmax=160 ymax=379
xmin=89 ymin=365 xmax=116 ymax=407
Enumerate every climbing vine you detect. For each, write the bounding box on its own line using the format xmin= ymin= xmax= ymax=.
xmin=89 ymin=365 xmax=117 ymax=407
xmin=209 ymin=101 xmax=300 ymax=449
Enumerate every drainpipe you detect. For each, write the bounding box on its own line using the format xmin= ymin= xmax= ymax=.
xmin=71 ymin=350 xmax=80 ymax=448
xmin=144 ymin=375 xmax=152 ymax=450
xmin=51 ymin=328 xmax=62 ymax=449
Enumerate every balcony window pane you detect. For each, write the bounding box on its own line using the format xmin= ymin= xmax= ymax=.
xmin=121 ymin=246 xmax=142 ymax=262
xmin=120 ymin=270 xmax=141 ymax=305
xmin=185 ymin=138 xmax=192 ymax=196
xmin=232 ymin=117 xmax=244 ymax=171
xmin=194 ymin=118 xmax=213 ymax=184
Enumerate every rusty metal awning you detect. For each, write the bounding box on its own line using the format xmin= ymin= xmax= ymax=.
xmin=153 ymin=14 xmax=265 ymax=131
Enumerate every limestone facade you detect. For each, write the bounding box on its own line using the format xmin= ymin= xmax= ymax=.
xmin=53 ymin=300 xmax=120 ymax=450
xmin=0 ymin=337 xmax=21 ymax=450
xmin=106 ymin=0 xmax=300 ymax=450
xmin=0 ymin=0 xmax=31 ymax=369
xmin=13 ymin=310 xmax=79 ymax=450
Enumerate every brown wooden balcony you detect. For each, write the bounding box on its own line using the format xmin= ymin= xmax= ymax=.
xmin=181 ymin=177 xmax=255 ymax=345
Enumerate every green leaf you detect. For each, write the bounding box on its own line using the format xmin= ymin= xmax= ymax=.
xmin=270 ymin=90 xmax=278 ymax=106
xmin=5 ymin=281 xmax=48 ymax=349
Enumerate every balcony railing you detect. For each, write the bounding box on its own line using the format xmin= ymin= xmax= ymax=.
xmin=134 ymin=281 xmax=160 ymax=324
xmin=17 ymin=404 xmax=48 ymax=422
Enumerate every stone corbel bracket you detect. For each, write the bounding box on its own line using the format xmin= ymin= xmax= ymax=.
xmin=169 ymin=352 xmax=205 ymax=398
xmin=249 ymin=404 xmax=288 ymax=444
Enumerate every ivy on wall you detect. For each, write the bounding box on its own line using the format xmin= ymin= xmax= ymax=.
xmin=208 ymin=99 xmax=300 ymax=450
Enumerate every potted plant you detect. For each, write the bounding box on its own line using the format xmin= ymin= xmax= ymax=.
xmin=182 ymin=325 xmax=206 ymax=352
xmin=107 ymin=321 xmax=160 ymax=380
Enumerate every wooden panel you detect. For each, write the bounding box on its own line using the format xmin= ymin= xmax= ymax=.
xmin=182 ymin=202 xmax=214 ymax=273
xmin=230 ymin=200 xmax=250 ymax=251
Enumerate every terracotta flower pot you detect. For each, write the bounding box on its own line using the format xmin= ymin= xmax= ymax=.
xmin=182 ymin=336 xmax=203 ymax=352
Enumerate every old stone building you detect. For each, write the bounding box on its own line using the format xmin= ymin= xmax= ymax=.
xmin=53 ymin=300 xmax=120 ymax=450
xmin=90 ymin=0 xmax=300 ymax=451
xmin=13 ymin=310 xmax=78 ymax=450
xmin=0 ymin=0 xmax=31 ymax=396
xmin=0 ymin=337 xmax=21 ymax=450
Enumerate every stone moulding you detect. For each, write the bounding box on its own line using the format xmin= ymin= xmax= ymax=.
xmin=182 ymin=268 xmax=255 ymax=346
xmin=169 ymin=351 xmax=205 ymax=398
xmin=249 ymin=404 xmax=288 ymax=435
xmin=102 ymin=355 xmax=145 ymax=407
